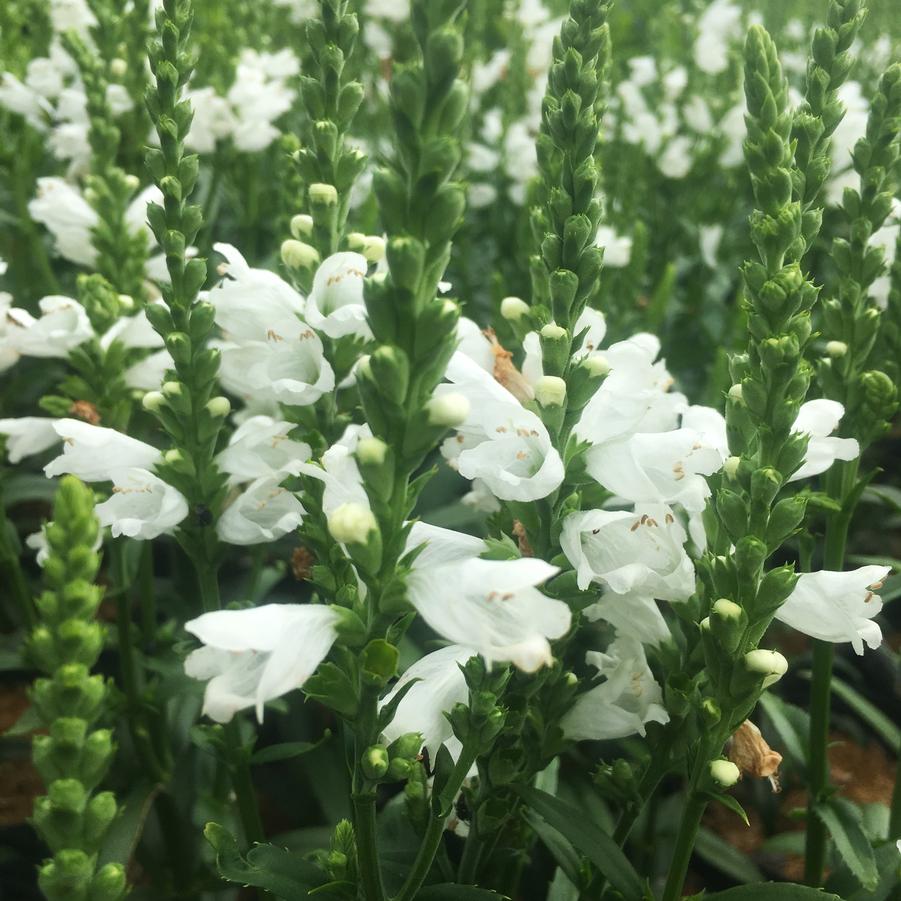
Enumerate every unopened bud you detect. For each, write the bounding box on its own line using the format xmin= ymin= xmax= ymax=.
xmin=723 ymin=455 xmax=741 ymax=478
xmin=825 ymin=340 xmax=847 ymax=358
xmin=357 ymin=436 xmax=388 ymax=465
xmin=362 ymin=235 xmax=386 ymax=262
xmin=205 ymin=396 xmax=231 ymax=418
xmin=712 ymin=598 xmax=743 ymax=621
xmin=281 ymin=239 xmax=319 ymax=269
xmin=728 ymin=383 xmax=743 ymax=400
xmin=290 ymin=214 xmax=313 ymax=238
xmin=110 ymin=58 xmax=128 ymax=78
xmin=582 ymin=352 xmax=610 ymax=377
xmin=427 ymin=393 xmax=470 ymax=427
xmin=346 ymin=232 xmax=366 ymax=251
xmin=361 ymin=745 xmax=389 ymax=780
xmin=309 ymin=182 xmax=338 ymax=205
xmin=117 ymin=293 xmax=134 ymax=312
xmin=540 ymin=323 xmax=566 ymax=340
xmin=328 ymin=503 xmax=377 ymax=546
xmin=710 ymin=758 xmax=741 ymax=787
xmin=142 ymin=391 xmax=165 ymax=412
xmin=162 ymin=380 xmax=182 ymax=397
xmin=534 ymin=375 xmax=567 ymax=407
xmin=744 ymin=649 xmax=788 ymax=687
xmin=500 ymin=296 xmax=530 ymax=321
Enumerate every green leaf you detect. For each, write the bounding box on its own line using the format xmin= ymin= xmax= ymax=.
xmin=699 ymin=885 xmax=843 ymax=900
xmin=98 ymin=781 xmax=160 ymax=867
xmin=204 ymin=822 xmax=327 ymax=898
xmin=2 ymin=702 xmax=42 ymax=737
xmin=523 ymin=809 xmax=583 ymax=887
xmin=694 ymin=827 xmax=764 ymax=884
xmin=706 ymin=791 xmax=749 ymax=827
xmin=513 ymin=786 xmax=646 ymax=899
xmin=758 ymin=692 xmax=809 ymax=767
xmin=829 ymin=677 xmax=899 ymax=752
xmin=416 ymin=886 xmax=505 ymax=900
xmin=813 ymin=798 xmax=879 ymax=891
xmin=827 ymin=841 xmax=901 ymax=901
xmin=252 ymin=731 xmax=331 ymax=765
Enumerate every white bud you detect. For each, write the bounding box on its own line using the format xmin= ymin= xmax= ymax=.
xmin=328 ymin=503 xmax=378 ymax=545
xmin=534 ymin=375 xmax=567 ymax=407
xmin=362 ymin=235 xmax=386 ymax=262
xmin=427 ymin=393 xmax=470 ymax=427
xmin=206 ymin=396 xmax=231 ymax=418
xmin=124 ymin=174 xmax=139 ymax=192
xmin=710 ymin=759 xmax=740 ymax=788
xmin=825 ymin=340 xmax=847 ymax=358
xmin=142 ymin=391 xmax=165 ymax=412
xmin=357 ymin=436 xmax=388 ymax=465
xmin=162 ymin=381 xmax=182 ymax=397
xmin=163 ymin=448 xmax=185 ymax=466
xmin=346 ymin=232 xmax=366 ymax=250
xmin=290 ymin=214 xmax=313 ymax=238
xmin=699 ymin=616 xmax=711 ymax=633
xmin=500 ymin=296 xmax=530 ymax=321
xmin=728 ymin=384 xmax=743 ymax=400
xmin=540 ymin=323 xmax=567 ymax=340
xmin=744 ymin=649 xmax=788 ymax=687
xmin=582 ymin=352 xmax=610 ymax=377
xmin=712 ymin=598 xmax=743 ymax=621
xmin=723 ymin=455 xmax=741 ymax=478
xmin=281 ymin=239 xmax=320 ymax=269
xmin=110 ymin=58 xmax=128 ymax=78
xmin=309 ymin=182 xmax=338 ymax=205
xmin=117 ymin=293 xmax=135 ymax=312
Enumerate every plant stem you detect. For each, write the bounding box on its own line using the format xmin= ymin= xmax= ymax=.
xmin=394 ymin=743 xmax=480 ymax=901
xmin=457 ymin=825 xmax=483 ymax=885
xmin=804 ymin=459 xmax=858 ymax=885
xmin=0 ymin=498 xmax=34 ymax=629
xmin=354 ymin=792 xmax=385 ymax=901
xmin=890 ymin=753 xmax=901 ymax=841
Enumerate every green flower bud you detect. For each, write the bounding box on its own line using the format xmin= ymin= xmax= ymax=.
xmin=744 ymin=649 xmax=788 ymax=687
xmin=361 ymin=745 xmax=390 ymax=780
xmin=723 ymin=455 xmax=741 ymax=478
xmin=142 ymin=391 xmax=165 ymax=412
xmin=534 ymin=375 xmax=567 ymax=407
xmin=581 ymin=352 xmax=610 ymax=377
xmin=710 ymin=758 xmax=741 ymax=788
xmin=89 ymin=862 xmax=127 ymax=901
xmin=290 ymin=214 xmax=314 ymax=238
xmin=362 ymin=235 xmax=386 ymax=262
xmin=361 ymin=639 xmax=399 ymax=687
xmin=281 ymin=239 xmax=320 ymax=270
xmin=388 ymin=732 xmax=423 ymax=761
xmin=357 ymin=436 xmax=388 ymax=466
xmin=205 ymin=396 xmax=231 ymax=418
xmin=500 ymin=296 xmax=530 ymax=321
xmin=387 ymin=757 xmax=413 ymax=781
xmin=309 ymin=182 xmax=338 ymax=205
xmin=327 ymin=503 xmax=378 ymax=546
xmin=825 ymin=339 xmax=847 ymax=358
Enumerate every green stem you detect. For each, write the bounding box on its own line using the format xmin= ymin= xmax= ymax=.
xmin=804 ymin=459 xmax=858 ymax=886
xmin=394 ymin=743 xmax=480 ymax=901
xmin=457 ymin=825 xmax=483 ymax=885
xmin=354 ymin=792 xmax=386 ymax=901
xmin=0 ymin=499 xmax=35 ymax=629
xmin=890 ymin=753 xmax=901 ymax=841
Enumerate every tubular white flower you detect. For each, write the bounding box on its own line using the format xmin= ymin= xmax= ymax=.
xmin=6 ymin=296 xmax=93 ymax=358
xmin=124 ymin=349 xmax=173 ymax=391
xmin=583 ymin=591 xmax=671 ymax=647
xmin=217 ymin=476 xmax=305 ymax=545
xmin=585 ymin=428 xmax=724 ymax=513
xmin=0 ymin=417 xmax=60 ymax=463
xmin=211 ymin=242 xmax=308 ymax=341
xmin=405 ymin=522 xmax=568 ymax=672
xmin=305 ymin=252 xmax=372 ymax=341
xmin=296 ymin=424 xmax=371 ymax=516
xmin=380 ymin=644 xmax=475 ymax=760
xmin=560 ymin=504 xmax=695 ymax=599
xmin=28 ymin=177 xmax=98 ymax=266
xmin=100 ymin=308 xmax=165 ymax=351
xmin=775 ymin=566 xmax=889 ymax=655
xmin=95 ymin=468 xmax=189 ymax=540
xmin=561 ymin=635 xmax=670 ymax=741
xmin=574 ymin=333 xmax=686 ymax=447
xmin=437 ymin=352 xmax=564 ymax=502
xmin=788 ymin=399 xmax=860 ymax=482
xmin=215 ymin=415 xmax=312 ymax=486
xmin=521 ymin=308 xmax=608 ymax=386
xmin=184 ymin=603 xmax=341 ymax=722
xmin=44 ymin=419 xmax=161 ymax=482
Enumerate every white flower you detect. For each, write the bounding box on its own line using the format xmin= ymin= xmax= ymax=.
xmin=211 ymin=243 xmax=307 ymax=340
xmin=827 ymin=81 xmax=869 ymax=205
xmin=365 ymin=0 xmax=411 ymax=22
xmin=0 ymin=418 xmax=60 ymax=463
xmin=658 ymin=136 xmax=694 ymax=179
xmin=0 ymin=73 xmax=51 ymax=129
xmin=561 ymin=635 xmax=669 ymax=741
xmin=693 ymin=0 xmax=743 ymax=75
xmin=217 ymin=476 xmax=305 ymax=545
xmin=560 ymin=504 xmax=695 ymax=599
xmin=789 ymin=399 xmax=860 ymax=481
xmin=95 ymin=468 xmax=188 ymax=539
xmin=776 ymin=566 xmax=889 ymax=655
xmin=586 ymin=427 xmax=724 ymax=513
xmin=594 ymin=226 xmax=633 ymax=267
xmin=405 ymin=522 xmax=569 ymax=672
xmin=124 ymin=349 xmax=173 ymax=390
xmin=100 ymin=308 xmax=165 ymax=351
xmin=699 ymin=224 xmax=724 ymax=268
xmin=305 ymin=252 xmax=372 ymax=340
xmin=28 ymin=177 xmax=98 ymax=266
xmin=5 ymin=295 xmax=93 ymax=358
xmin=574 ymin=334 xmax=685 ymax=447
xmin=50 ymin=0 xmax=96 ymax=35
xmin=184 ymin=603 xmax=341 ymax=722
xmin=216 ymin=416 xmax=311 ymax=486
xmin=185 ymin=86 xmax=236 ymax=153
xmin=44 ymin=419 xmax=161 ymax=482
xmin=437 ymin=352 xmax=564 ymax=502
xmin=228 ymin=51 xmax=298 ymax=152
xmin=297 ymin=424 xmax=371 ymax=515
xmin=583 ymin=592 xmax=671 ymax=648
xmin=455 ymin=317 xmax=495 ymax=373
xmin=627 ymin=56 xmax=657 ymax=87
xmin=381 ymin=644 xmax=474 ymax=760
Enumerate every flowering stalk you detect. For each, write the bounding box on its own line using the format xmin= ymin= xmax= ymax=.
xmin=663 ymin=25 xmax=829 ymax=900
xmin=345 ymin=1 xmax=479 ymax=896
xmin=143 ymin=0 xmax=261 ymax=846
xmin=290 ymin=0 xmax=366 ymax=265
xmin=804 ymin=61 xmax=901 ymax=886
xmin=28 ymin=477 xmax=126 ymax=901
